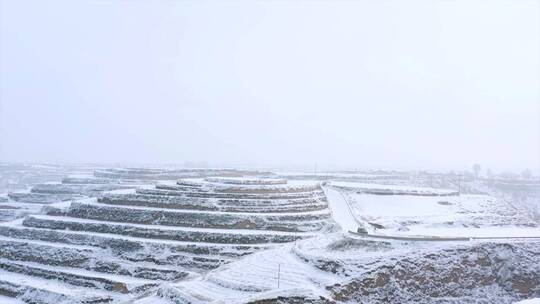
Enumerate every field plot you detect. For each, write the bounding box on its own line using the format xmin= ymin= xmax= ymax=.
xmin=331 ymin=181 xmax=539 ymax=238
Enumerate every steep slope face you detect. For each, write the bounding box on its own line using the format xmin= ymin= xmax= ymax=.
xmin=328 ymin=242 xmax=540 ymax=304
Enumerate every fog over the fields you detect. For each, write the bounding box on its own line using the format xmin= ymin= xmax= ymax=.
xmin=0 ymin=0 xmax=539 ymax=172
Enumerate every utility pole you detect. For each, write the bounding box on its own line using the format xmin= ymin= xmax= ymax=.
xmin=277 ymin=263 xmax=281 ymax=289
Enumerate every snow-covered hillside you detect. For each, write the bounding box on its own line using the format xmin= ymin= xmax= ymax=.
xmin=0 ymin=167 xmax=538 ymax=303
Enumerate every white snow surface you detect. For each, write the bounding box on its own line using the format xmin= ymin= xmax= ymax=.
xmin=0 ymin=295 xmax=25 ymax=304
xmin=515 ymin=299 xmax=540 ymax=304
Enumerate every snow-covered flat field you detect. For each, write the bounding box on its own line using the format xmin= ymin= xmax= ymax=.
xmin=333 ymin=181 xmax=539 ymax=239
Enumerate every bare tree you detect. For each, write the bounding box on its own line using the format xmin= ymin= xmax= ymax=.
xmin=521 ymin=169 xmax=532 ymax=180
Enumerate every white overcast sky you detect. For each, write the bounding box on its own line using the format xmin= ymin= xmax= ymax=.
xmin=0 ymin=0 xmax=539 ymax=172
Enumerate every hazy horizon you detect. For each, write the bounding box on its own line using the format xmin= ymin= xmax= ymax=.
xmin=1 ymin=0 xmax=539 ymax=173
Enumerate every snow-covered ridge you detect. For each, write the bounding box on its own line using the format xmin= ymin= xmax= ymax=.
xmin=205 ymin=177 xmax=288 ymax=185
xmin=331 ymin=181 xmax=458 ymax=196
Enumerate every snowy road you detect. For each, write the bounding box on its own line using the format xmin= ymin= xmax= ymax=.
xmin=324 ymin=187 xmax=359 ymax=232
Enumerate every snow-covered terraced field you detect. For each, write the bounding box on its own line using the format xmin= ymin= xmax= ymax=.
xmin=0 ymin=167 xmax=147 ymax=224
xmin=0 ymin=169 xmax=338 ymax=303
xmin=93 ymin=168 xmax=272 ymax=181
